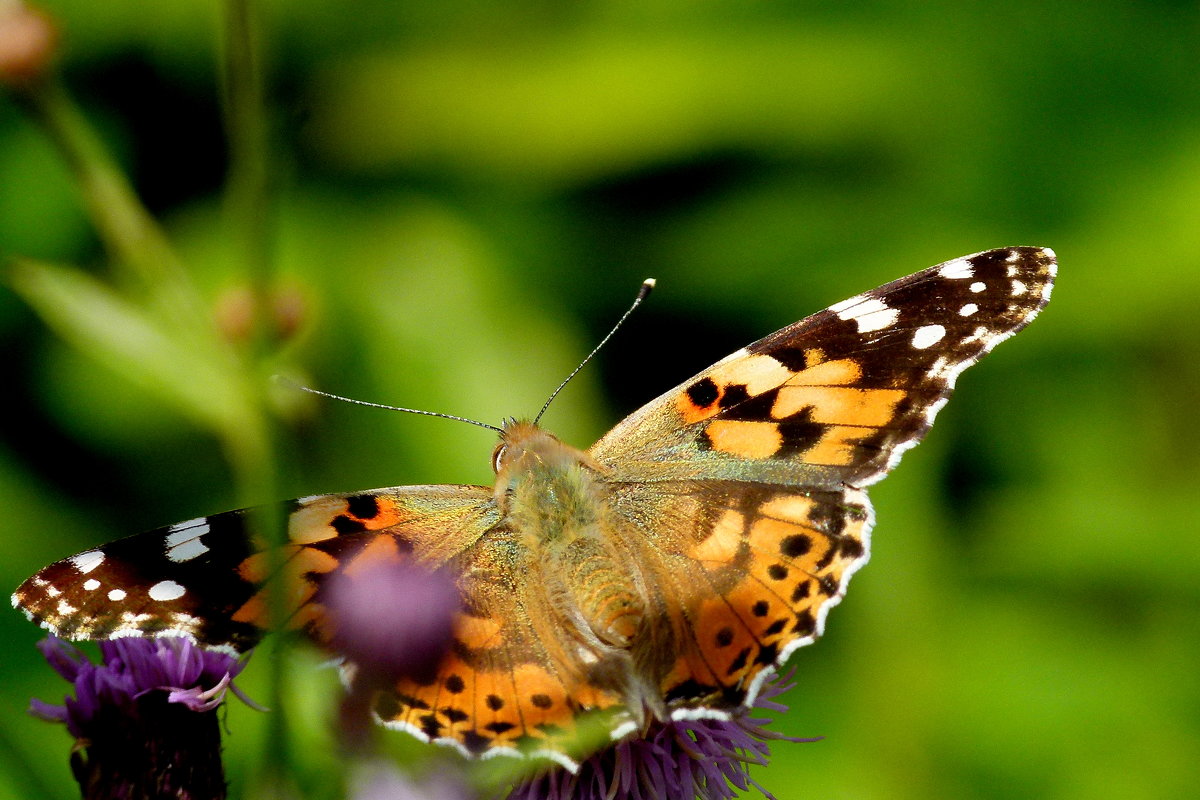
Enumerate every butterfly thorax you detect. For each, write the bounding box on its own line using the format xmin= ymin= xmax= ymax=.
xmin=493 ymin=421 xmax=645 ymax=654
xmin=492 ymin=421 xmax=604 ymax=542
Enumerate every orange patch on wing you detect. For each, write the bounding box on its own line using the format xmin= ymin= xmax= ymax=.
xmin=799 ymin=425 xmax=872 ymax=466
xmin=293 ymin=545 xmax=339 ymax=574
xmin=747 ymin=516 xmax=802 ymax=552
xmin=455 ymin=614 xmax=502 ymax=649
xmin=692 ymin=509 xmax=745 ymax=565
xmin=747 ymin=508 xmax=829 ymax=577
xmin=661 ymin=653 xmax=719 ymax=699
xmin=237 ymin=544 xmax=335 ymax=584
xmin=237 ymin=551 xmax=270 ymax=583
xmin=232 ymin=545 xmax=336 ymax=627
xmin=289 ymin=600 xmax=327 ymax=633
xmin=690 ymin=595 xmax=762 ymax=680
xmin=704 ymin=420 xmax=782 ymax=459
xmin=677 ymin=392 xmax=716 ymax=425
xmin=358 ymin=496 xmax=406 ymax=530
xmin=710 ymin=354 xmax=794 ymax=395
xmin=287 ymin=496 xmax=408 ymax=544
xmin=785 ymin=356 xmax=861 ymax=386
xmin=343 ymin=534 xmax=405 ymax=577
xmin=231 ymin=594 xmax=265 ymax=625
xmin=759 ymin=494 xmax=816 ymax=524
xmin=773 ymin=385 xmax=905 ymax=426
xmin=288 ymin=501 xmax=345 ymax=544
xmin=381 ymin=654 xmax=621 ymax=758
xmin=801 ymin=347 xmax=827 ymax=369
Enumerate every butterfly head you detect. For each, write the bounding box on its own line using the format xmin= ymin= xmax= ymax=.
xmin=491 ymin=419 xmax=569 ymax=475
xmin=491 ymin=420 xmax=605 ymax=518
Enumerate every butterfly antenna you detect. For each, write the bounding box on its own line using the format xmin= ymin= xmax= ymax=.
xmin=533 ymin=278 xmax=656 ymax=426
xmin=275 ymin=377 xmax=504 ymax=433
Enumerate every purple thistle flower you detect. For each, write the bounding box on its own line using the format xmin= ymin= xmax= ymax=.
xmin=348 ymin=758 xmax=473 ymax=800
xmin=30 ymin=635 xmax=249 ymax=800
xmin=506 ymin=672 xmax=816 ymax=800
xmin=322 ymin=561 xmax=460 ymax=747
xmin=324 ymin=561 xmax=460 ymax=685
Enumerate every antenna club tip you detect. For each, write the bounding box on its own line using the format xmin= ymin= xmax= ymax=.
xmin=638 ymin=278 xmax=656 ymax=298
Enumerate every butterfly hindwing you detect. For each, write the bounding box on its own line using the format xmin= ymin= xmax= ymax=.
xmin=609 ymin=480 xmax=871 ymax=711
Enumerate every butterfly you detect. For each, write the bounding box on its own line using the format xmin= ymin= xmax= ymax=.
xmin=13 ymin=247 xmax=1056 ymax=770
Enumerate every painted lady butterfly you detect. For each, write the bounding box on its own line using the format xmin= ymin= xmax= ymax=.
xmin=13 ymin=247 xmax=1056 ymax=769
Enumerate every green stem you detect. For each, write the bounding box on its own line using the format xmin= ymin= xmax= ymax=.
xmin=222 ymin=0 xmax=275 ymax=357
xmin=220 ymin=0 xmax=292 ymax=786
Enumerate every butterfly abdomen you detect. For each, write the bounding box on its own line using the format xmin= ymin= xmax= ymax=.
xmin=555 ymin=537 xmax=643 ymax=647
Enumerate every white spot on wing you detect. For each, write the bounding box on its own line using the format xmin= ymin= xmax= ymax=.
xmin=148 ymin=580 xmax=186 ymax=602
xmin=1011 ymin=279 xmax=1028 ymax=295
xmin=56 ymin=599 xmax=76 ymax=614
xmin=938 ymin=258 xmax=974 ymax=279
xmin=828 ymin=293 xmax=866 ymax=314
xmin=165 ymin=519 xmax=210 ymax=546
xmin=969 ymin=281 xmax=986 ymax=293
xmin=836 ymin=297 xmax=900 ymax=332
xmin=70 ymin=550 xmax=105 ymax=574
xmin=912 ymin=324 xmax=947 ymax=349
xmin=108 ymin=589 xmax=127 ymax=601
xmin=855 ymin=305 xmax=901 ymax=332
xmin=168 ymin=539 xmax=210 ymax=563
xmin=165 ymin=519 xmax=211 ymax=561
xmin=959 ymin=303 xmax=979 ymax=317
xmin=83 ymin=579 xmax=101 ymax=591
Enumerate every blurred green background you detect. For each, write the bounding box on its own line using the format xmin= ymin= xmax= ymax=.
xmin=2 ymin=1 xmax=1198 ymax=798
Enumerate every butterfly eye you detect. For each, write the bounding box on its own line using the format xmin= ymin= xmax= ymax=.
xmin=491 ymin=443 xmax=508 ymax=474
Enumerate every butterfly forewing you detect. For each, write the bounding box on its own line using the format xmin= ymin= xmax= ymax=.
xmin=590 ymin=246 xmax=1056 ymax=490
xmin=12 ymin=511 xmax=263 ymax=652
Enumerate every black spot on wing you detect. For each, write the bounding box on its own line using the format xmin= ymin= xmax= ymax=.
xmin=460 ymin=730 xmax=493 ymax=755
xmin=346 ymin=494 xmax=381 ymax=520
xmin=441 ymin=707 xmax=469 ymax=723
xmin=774 ymin=408 xmax=828 ymax=457
xmin=766 ymin=346 xmax=809 ymax=372
xmin=686 ymin=378 xmax=720 ymax=408
xmin=716 ymin=389 xmax=777 ymax=422
xmin=664 ymin=678 xmax=720 ymax=705
xmin=717 ymin=384 xmax=750 ymax=409
xmin=331 ymin=515 xmax=367 ymax=536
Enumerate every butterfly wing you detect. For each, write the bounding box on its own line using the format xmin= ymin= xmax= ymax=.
xmin=12 ymin=484 xmax=625 ymax=766
xmin=12 ymin=246 xmax=1055 ymax=766
xmin=11 ymin=485 xmax=498 ymax=652
xmin=592 ymin=246 xmax=1055 ymax=487
xmin=591 ymin=246 xmax=1056 ymax=712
